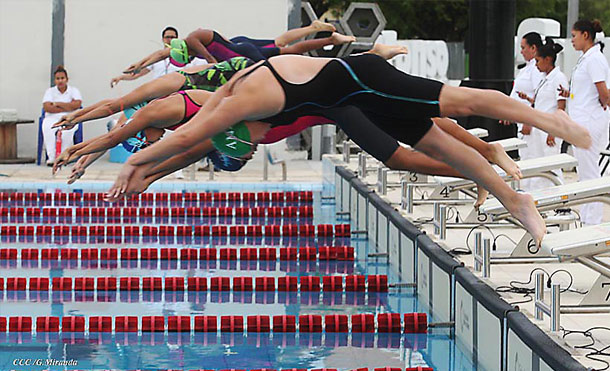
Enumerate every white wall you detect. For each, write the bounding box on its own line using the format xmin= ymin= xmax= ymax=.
xmin=0 ymin=0 xmax=53 ymax=157
xmin=0 ymin=0 xmax=287 ymax=157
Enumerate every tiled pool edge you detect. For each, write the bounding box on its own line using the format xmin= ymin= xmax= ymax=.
xmin=326 ymin=157 xmax=586 ymax=371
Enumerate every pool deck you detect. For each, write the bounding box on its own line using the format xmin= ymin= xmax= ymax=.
xmin=0 ymin=151 xmax=323 ymax=184
xmin=335 ymin=153 xmax=610 ymax=370
xmin=2 ymin=152 xmax=610 ymax=369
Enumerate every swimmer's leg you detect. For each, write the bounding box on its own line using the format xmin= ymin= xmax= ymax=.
xmin=365 ymin=44 xmax=409 ymax=59
xmin=274 ymin=20 xmax=336 ymax=47
xmin=432 ymin=117 xmax=522 ymax=179
xmin=279 ymin=33 xmax=355 ymax=55
xmin=415 ymin=124 xmax=546 ymax=246
xmin=438 ymin=85 xmax=592 ymax=149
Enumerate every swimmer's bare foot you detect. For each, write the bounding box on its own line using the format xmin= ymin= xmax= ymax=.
xmin=474 ymin=185 xmax=489 ymax=210
xmin=369 ymin=43 xmax=409 ymax=59
xmin=311 ymin=20 xmax=336 ymax=33
xmin=486 ymin=142 xmax=522 ymax=179
xmin=330 ymin=32 xmax=356 ymax=45
xmin=505 ymin=192 xmax=546 ymax=247
xmin=551 ymin=110 xmax=592 ymax=149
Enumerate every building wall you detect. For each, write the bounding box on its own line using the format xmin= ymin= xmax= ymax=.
xmin=0 ymin=0 xmax=287 ymax=157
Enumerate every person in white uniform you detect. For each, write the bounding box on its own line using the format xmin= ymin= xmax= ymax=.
xmin=42 ymin=65 xmax=82 ymax=165
xmin=110 ymin=26 xmax=206 ymax=87
xmin=517 ymin=38 xmax=569 ymax=190
xmin=560 ymin=19 xmax=610 ymax=225
xmin=502 ymin=32 xmax=545 ymax=190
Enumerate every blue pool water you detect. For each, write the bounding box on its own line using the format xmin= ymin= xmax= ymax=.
xmin=0 ymin=185 xmax=477 ymax=371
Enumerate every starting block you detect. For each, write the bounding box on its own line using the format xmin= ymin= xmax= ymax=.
xmin=475 ymin=177 xmax=610 ymax=258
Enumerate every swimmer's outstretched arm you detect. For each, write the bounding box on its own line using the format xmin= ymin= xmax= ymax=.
xmin=123 ymin=48 xmax=171 ymax=74
xmin=58 ymin=96 xmax=184 ymax=170
xmin=66 ymin=151 xmax=106 ymax=184
xmin=52 ymin=99 xmax=116 ymax=129
xmin=53 ymin=65 xmax=214 ymax=129
xmin=53 ymin=116 xmax=127 ymax=173
xmin=107 ymin=141 xmax=212 ymax=200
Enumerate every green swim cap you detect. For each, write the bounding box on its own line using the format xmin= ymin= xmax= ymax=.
xmin=211 ymin=122 xmax=253 ymax=158
xmin=169 ymin=39 xmax=189 ymax=66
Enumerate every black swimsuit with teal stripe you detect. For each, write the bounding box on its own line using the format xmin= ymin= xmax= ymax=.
xmin=256 ymin=54 xmax=443 ymax=146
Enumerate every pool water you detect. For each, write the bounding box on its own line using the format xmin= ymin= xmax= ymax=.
xmin=0 ymin=186 xmax=477 ymax=371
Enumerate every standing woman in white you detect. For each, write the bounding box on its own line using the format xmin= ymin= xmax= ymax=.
xmin=560 ymin=19 xmax=610 ymax=225
xmin=518 ymin=38 xmax=569 ymax=189
xmin=503 ymin=32 xmax=544 ymax=190
xmin=42 ymin=66 xmax=82 ymax=165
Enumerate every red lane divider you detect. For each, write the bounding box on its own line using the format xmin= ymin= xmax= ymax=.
xmin=0 ymin=275 xmax=387 ymax=293
xmin=0 ymin=191 xmax=314 ymax=209
xmin=0 ymin=313 xmax=431 ymax=335
xmin=0 ymin=246 xmax=354 ymax=262
xmin=0 ymin=223 xmax=348 ymax=239
xmin=0 ymin=206 xmax=315 ymax=224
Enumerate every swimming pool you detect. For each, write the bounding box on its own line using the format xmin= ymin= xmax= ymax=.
xmin=0 ymin=184 xmax=477 ymax=370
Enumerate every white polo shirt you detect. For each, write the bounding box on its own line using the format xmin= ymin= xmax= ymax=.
xmin=148 ymin=57 xmax=208 ymax=79
xmin=42 ymin=85 xmax=82 ymax=122
xmin=533 ymin=66 xmax=568 ymax=113
xmin=510 ymin=59 xmax=544 ymax=106
xmin=568 ymin=44 xmax=610 ymax=123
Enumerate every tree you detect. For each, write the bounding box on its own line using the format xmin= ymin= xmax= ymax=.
xmin=306 ymin=0 xmax=610 ymax=42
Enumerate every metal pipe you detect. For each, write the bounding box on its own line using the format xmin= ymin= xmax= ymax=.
xmin=560 ymin=305 xmax=610 ymax=314
xmin=380 ymin=169 xmax=388 ymax=195
xmin=551 ymin=283 xmax=561 ymax=332
xmin=358 ymin=153 xmax=366 ymax=178
xmin=406 ymin=184 xmax=414 ymax=213
xmin=482 ymin=238 xmax=491 ymax=278
xmin=400 ymin=180 xmax=407 ymax=210
xmin=576 ymin=257 xmax=610 ymax=279
xmin=433 ymin=203 xmax=440 ymax=235
xmin=439 ymin=205 xmax=447 ymax=240
xmin=208 ymin=158 xmax=214 ymax=180
xmin=376 ymin=166 xmax=385 ymax=194
xmin=263 ymin=146 xmax=269 ymax=181
xmin=535 ymin=272 xmax=545 ymax=321
xmin=488 ymin=257 xmax=559 ymax=264
xmin=342 ymin=141 xmax=350 ymax=163
xmin=474 ymin=232 xmax=482 ymax=272
xmin=281 ymin=161 xmax=287 ymax=181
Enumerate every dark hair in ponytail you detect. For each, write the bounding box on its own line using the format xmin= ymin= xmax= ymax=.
xmin=54 ymin=65 xmax=68 ymax=78
xmin=537 ymin=37 xmax=563 ymax=64
xmin=573 ymin=19 xmax=603 ymax=41
xmin=523 ymin=32 xmax=543 ymax=48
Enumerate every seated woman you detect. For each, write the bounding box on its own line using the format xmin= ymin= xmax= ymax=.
xmin=110 ymin=53 xmax=593 ymax=245
xmin=41 ymin=65 xmax=82 ymax=165
xmin=122 ymin=21 xmax=354 ymax=73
